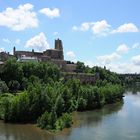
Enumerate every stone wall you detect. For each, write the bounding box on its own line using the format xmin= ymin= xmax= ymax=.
xmin=51 ymin=59 xmax=67 ymax=70
xmin=15 ymin=51 xmax=43 ymax=58
xmin=44 ymin=49 xmax=63 ymax=60
xmin=62 ymin=72 xmax=98 ymax=84
xmin=65 ymin=64 xmax=77 ymax=72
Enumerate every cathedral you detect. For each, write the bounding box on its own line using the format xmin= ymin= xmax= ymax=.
xmin=0 ymin=39 xmax=77 ymax=72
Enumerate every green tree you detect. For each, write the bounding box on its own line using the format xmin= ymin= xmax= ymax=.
xmin=0 ymin=80 xmax=9 ymax=94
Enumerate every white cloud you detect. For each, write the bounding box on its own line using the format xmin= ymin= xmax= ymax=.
xmin=107 ymin=63 xmax=130 ymax=73
xmin=84 ymin=60 xmax=95 ymax=67
xmin=97 ymin=52 xmax=121 ymax=65
xmin=91 ymin=20 xmax=110 ymax=36
xmin=87 ymin=61 xmax=140 ymax=74
xmin=72 ymin=22 xmax=92 ymax=31
xmin=112 ymin=23 xmax=139 ymax=33
xmin=72 ymin=26 xmax=78 ymax=31
xmin=25 ymin=32 xmax=49 ymax=51
xmin=15 ymin=39 xmax=21 ymax=45
xmin=66 ymin=51 xmax=76 ymax=58
xmin=107 ymin=63 xmax=140 ymax=74
xmin=2 ymin=38 xmax=11 ymax=43
xmin=88 ymin=43 xmax=137 ymax=73
xmin=84 ymin=42 xmax=140 ymax=73
xmin=93 ymin=43 xmax=140 ymax=73
xmin=72 ymin=20 xmax=110 ymax=36
xmin=84 ymin=59 xmax=140 ymax=73
xmin=80 ymin=22 xmax=91 ymax=31
xmin=84 ymin=57 xmax=140 ymax=73
xmin=0 ymin=3 xmax=38 ymax=31
xmin=96 ymin=44 xmax=129 ymax=65
xmin=132 ymin=55 xmax=140 ymax=65
xmin=116 ymin=44 xmax=129 ymax=54
xmin=132 ymin=43 xmax=139 ymax=49
xmin=53 ymin=32 xmax=59 ymax=36
xmin=39 ymin=8 xmax=60 ymax=19
xmin=73 ymin=21 xmax=139 ymax=36
xmin=10 ymin=50 xmax=13 ymax=55
xmin=0 ymin=47 xmax=5 ymax=52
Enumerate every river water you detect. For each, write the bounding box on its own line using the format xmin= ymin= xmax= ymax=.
xmin=0 ymin=85 xmax=140 ymax=140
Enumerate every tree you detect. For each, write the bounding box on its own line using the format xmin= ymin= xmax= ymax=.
xmin=8 ymin=80 xmax=20 ymax=92
xmin=76 ymin=61 xmax=85 ymax=73
xmin=0 ymin=80 xmax=9 ymax=94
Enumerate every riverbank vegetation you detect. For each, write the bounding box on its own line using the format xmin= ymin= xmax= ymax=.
xmin=119 ymin=73 xmax=140 ymax=85
xmin=0 ymin=59 xmax=124 ymax=131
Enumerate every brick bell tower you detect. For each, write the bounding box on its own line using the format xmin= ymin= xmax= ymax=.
xmin=55 ymin=38 xmax=64 ymax=59
xmin=55 ymin=38 xmax=63 ymax=51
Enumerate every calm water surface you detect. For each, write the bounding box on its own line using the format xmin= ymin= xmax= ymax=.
xmin=0 ymin=85 xmax=140 ymax=140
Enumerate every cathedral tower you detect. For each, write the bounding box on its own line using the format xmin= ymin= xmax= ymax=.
xmin=55 ymin=38 xmax=64 ymax=60
xmin=55 ymin=38 xmax=63 ymax=51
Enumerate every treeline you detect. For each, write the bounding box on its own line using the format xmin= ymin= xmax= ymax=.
xmin=0 ymin=58 xmax=60 ymax=93
xmin=76 ymin=61 xmax=121 ymax=84
xmin=0 ymin=59 xmax=124 ymax=131
xmin=119 ymin=74 xmax=140 ymax=85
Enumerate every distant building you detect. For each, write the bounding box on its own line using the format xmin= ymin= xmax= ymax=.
xmin=0 ymin=51 xmax=13 ymax=62
xmin=0 ymin=39 xmax=77 ymax=72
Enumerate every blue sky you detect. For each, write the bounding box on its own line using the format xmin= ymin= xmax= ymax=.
xmin=0 ymin=0 xmax=140 ymax=73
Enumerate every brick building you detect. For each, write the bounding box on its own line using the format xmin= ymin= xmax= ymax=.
xmin=0 ymin=39 xmax=77 ymax=72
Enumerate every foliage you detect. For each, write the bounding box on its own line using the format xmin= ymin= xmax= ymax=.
xmin=0 ymin=93 xmax=14 ymax=120
xmin=76 ymin=61 xmax=86 ymax=73
xmin=0 ymin=80 xmax=9 ymax=94
xmin=76 ymin=61 xmax=121 ymax=84
xmin=0 ymin=58 xmax=124 ymax=132
xmin=37 ymin=111 xmax=72 ymax=131
xmin=0 ymin=59 xmax=60 ymax=92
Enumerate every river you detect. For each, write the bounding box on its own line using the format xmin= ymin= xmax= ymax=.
xmin=0 ymin=85 xmax=140 ymax=140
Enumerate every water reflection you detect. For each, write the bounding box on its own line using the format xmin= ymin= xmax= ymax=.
xmin=75 ymin=102 xmax=123 ymax=128
xmin=125 ymin=83 xmax=140 ymax=94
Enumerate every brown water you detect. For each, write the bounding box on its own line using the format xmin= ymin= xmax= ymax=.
xmin=0 ymin=86 xmax=140 ymax=140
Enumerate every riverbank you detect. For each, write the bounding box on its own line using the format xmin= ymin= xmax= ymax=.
xmin=0 ymin=60 xmax=124 ymax=132
xmin=0 ymin=82 xmax=124 ymax=132
xmin=3 ymin=91 xmax=139 ymax=140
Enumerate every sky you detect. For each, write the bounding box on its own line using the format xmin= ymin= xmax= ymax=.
xmin=0 ymin=0 xmax=140 ymax=73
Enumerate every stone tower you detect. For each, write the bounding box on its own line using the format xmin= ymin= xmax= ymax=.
xmin=55 ymin=38 xmax=63 ymax=51
xmin=55 ymin=38 xmax=64 ymax=60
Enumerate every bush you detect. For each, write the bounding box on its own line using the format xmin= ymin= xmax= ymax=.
xmin=8 ymin=80 xmax=20 ymax=92
xmin=0 ymin=80 xmax=9 ymax=94
xmin=61 ymin=113 xmax=72 ymax=128
xmin=37 ymin=111 xmax=50 ymax=129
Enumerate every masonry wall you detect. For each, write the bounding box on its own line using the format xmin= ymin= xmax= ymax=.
xmin=44 ymin=49 xmax=64 ymax=60
xmin=65 ymin=64 xmax=77 ymax=72
xmin=62 ymin=72 xmax=98 ymax=84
